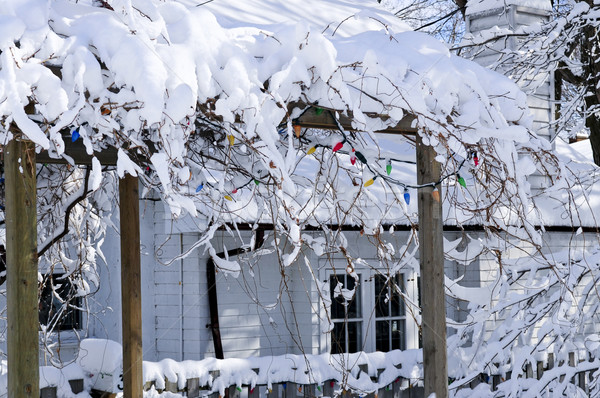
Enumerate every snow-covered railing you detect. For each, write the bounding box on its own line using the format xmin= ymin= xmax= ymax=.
xmin=140 ymin=351 xmax=424 ymax=397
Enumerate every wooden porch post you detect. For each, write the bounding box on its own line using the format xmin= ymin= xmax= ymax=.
xmin=416 ymin=136 xmax=448 ymax=398
xmin=119 ymin=174 xmax=143 ymax=398
xmin=5 ymin=138 xmax=39 ymax=398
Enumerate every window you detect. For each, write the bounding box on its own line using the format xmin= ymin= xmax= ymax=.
xmin=39 ymin=275 xmax=82 ymax=331
xmin=374 ymin=274 xmax=405 ymax=351
xmin=330 ymin=273 xmax=363 ymax=354
xmin=325 ymin=266 xmax=418 ymax=354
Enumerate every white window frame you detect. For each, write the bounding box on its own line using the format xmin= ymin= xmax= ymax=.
xmin=319 ymin=259 xmax=420 ymax=354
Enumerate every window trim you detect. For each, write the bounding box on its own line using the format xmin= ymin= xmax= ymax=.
xmin=320 ymin=260 xmax=420 ymax=354
xmin=39 ymin=273 xmax=83 ymax=332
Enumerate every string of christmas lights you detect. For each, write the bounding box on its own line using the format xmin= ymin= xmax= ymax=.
xmin=126 ymin=105 xmax=479 ymax=203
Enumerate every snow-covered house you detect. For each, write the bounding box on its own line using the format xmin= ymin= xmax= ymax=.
xmin=1 ymin=0 xmax=599 ymax=397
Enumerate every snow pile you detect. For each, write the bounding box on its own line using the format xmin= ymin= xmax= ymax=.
xmin=77 ymin=338 xmax=123 ymax=393
xmin=40 ymin=363 xmax=89 ymax=398
xmin=0 ymin=359 xmax=90 ymax=398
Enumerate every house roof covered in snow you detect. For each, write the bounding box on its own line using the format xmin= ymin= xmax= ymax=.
xmin=3 ymin=0 xmax=585 ymax=235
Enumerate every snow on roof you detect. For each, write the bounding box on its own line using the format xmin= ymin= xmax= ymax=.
xmin=535 ymin=138 xmax=600 ymax=228
xmin=466 ymin=0 xmax=552 ymax=15
xmin=1 ymin=0 xmax=555 ymax=235
xmin=197 ymin=0 xmax=412 ymax=37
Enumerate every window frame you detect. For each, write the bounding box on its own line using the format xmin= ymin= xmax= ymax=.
xmin=321 ymin=260 xmax=419 ymax=354
xmin=39 ymin=273 xmax=83 ymax=332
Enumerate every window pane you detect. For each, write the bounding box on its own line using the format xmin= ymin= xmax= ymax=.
xmin=375 ymin=275 xmax=388 ymax=318
xmin=330 ymin=275 xmax=345 ymax=319
xmin=39 ymin=276 xmax=81 ymax=331
xmin=391 ymin=319 xmax=406 ymax=350
xmin=347 ymin=275 xmax=361 ymax=318
xmin=391 ymin=275 xmax=405 ymax=317
xmin=331 ymin=322 xmax=346 ymax=354
xmin=347 ymin=321 xmax=362 ymax=353
xmin=376 ymin=320 xmax=390 ymax=352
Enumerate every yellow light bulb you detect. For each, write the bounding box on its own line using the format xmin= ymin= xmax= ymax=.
xmin=227 ymin=135 xmax=235 ymax=146
xmin=307 ymin=146 xmax=316 ymax=155
xmin=364 ymin=178 xmax=375 ymax=187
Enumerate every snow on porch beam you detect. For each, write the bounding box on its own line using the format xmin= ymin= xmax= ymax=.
xmin=35 ymin=103 xmax=416 ymax=166
xmin=288 ymin=102 xmax=417 ymax=134
xmin=36 ymin=130 xmax=119 ymax=166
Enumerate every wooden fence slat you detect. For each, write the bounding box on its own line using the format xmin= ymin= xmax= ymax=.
xmin=303 ymin=384 xmax=316 ymax=397
xmin=248 ymin=385 xmax=260 ymax=398
xmin=165 ymin=377 xmax=178 ymax=393
xmin=187 ymin=378 xmax=200 ymax=398
xmin=323 ymin=380 xmax=334 ymax=398
xmin=144 ymin=381 xmax=155 ymax=392
xmin=284 ymin=382 xmax=296 ymax=398
xmin=492 ymin=374 xmax=500 ymax=390
xmin=536 ymin=361 xmax=544 ymax=380
xmin=68 ymin=379 xmax=84 ymax=394
xmin=228 ymin=386 xmax=241 ymax=398
xmin=40 ymin=387 xmax=57 ymax=398
xmin=525 ymin=362 xmax=533 ymax=379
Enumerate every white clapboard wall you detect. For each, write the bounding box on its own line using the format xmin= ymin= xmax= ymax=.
xmin=151 ymin=204 xmax=321 ymax=361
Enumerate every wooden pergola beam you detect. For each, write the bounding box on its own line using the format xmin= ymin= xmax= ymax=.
xmin=291 ymin=104 xmax=417 ymax=134
xmin=416 ymin=135 xmax=448 ymax=398
xmin=119 ymin=174 xmax=143 ymax=398
xmin=5 ymin=137 xmax=39 ymax=398
xmin=36 ymin=127 xmax=144 ymax=398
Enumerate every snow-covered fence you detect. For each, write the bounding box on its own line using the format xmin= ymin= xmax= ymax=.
xmin=72 ymin=338 xmax=425 ymax=397
xmin=140 ymin=352 xmax=425 ymax=398
xmin=141 ymin=368 xmax=424 ymax=398
xmin=452 ymin=351 xmax=600 ymax=396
